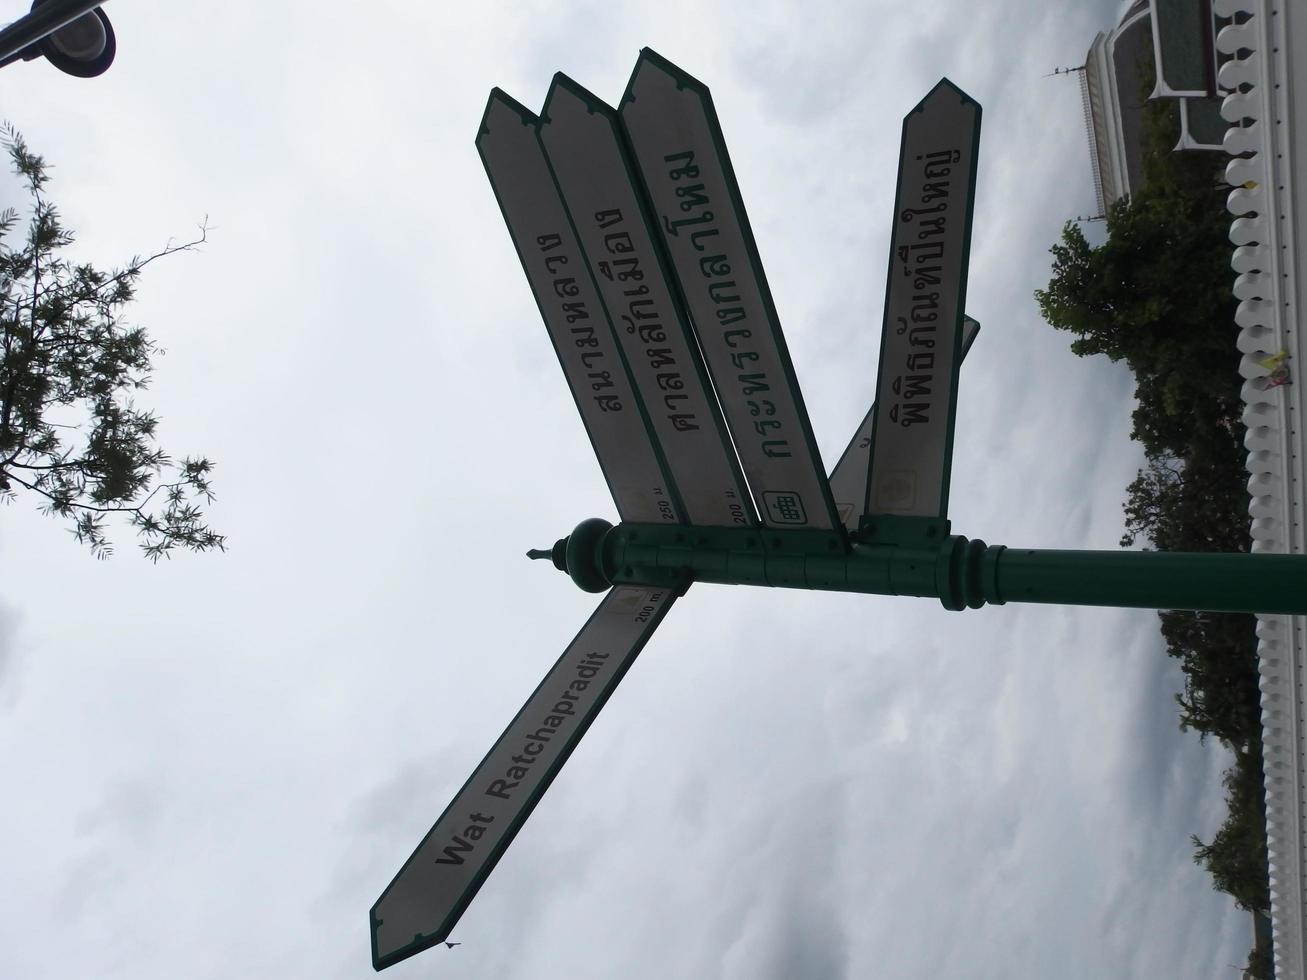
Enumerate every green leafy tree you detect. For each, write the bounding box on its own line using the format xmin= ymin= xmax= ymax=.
xmin=0 ymin=124 xmax=223 ymax=559
xmin=1245 ymin=933 xmax=1273 ymax=980
xmin=1158 ymin=608 xmax=1261 ymax=746
xmin=1120 ymin=454 xmax=1252 ymax=553
xmin=1191 ymin=744 xmax=1271 ymax=914
xmin=1034 ymin=197 xmax=1241 ymax=439
xmin=1034 ymin=76 xmax=1241 ymax=460
xmin=1128 ymin=367 xmax=1244 ymax=464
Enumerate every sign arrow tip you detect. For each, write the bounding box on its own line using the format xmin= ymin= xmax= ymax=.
xmin=478 ymin=88 xmax=537 ymax=142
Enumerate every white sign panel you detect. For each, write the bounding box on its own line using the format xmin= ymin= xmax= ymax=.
xmin=866 ymin=79 xmax=981 ymax=519
xmin=477 ymin=90 xmax=680 ymax=525
xmin=540 ymin=76 xmax=756 ymax=530
xmin=829 ymin=317 xmax=979 ymax=529
xmin=371 ymin=586 xmax=679 ymax=970
xmin=621 ymin=50 xmax=842 ymax=535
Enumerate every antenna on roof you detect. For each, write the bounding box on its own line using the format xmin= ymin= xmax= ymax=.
xmin=1057 ymin=60 xmax=1109 ymax=217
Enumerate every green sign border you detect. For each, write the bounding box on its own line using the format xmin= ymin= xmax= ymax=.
xmin=475 ymin=88 xmax=689 ymax=526
xmin=620 ymin=48 xmax=847 ymax=547
xmin=540 ymin=71 xmax=760 ymax=530
xmin=370 ymin=585 xmax=684 ymax=970
xmin=864 ymin=78 xmax=981 ymax=523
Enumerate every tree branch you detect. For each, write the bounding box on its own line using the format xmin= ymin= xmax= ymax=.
xmin=75 ymin=219 xmax=209 ymax=307
xmin=1 ymin=126 xmax=222 ymax=559
xmin=6 ymin=457 xmax=87 ymax=471
xmin=3 ymin=468 xmax=192 ymax=526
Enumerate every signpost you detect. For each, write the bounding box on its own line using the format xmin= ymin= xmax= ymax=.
xmin=370 ymin=585 xmax=679 ymax=969
xmin=621 ymin=50 xmax=843 ymax=539
xmin=829 ymin=317 xmax=979 ymax=529
xmin=371 ymin=51 xmax=1307 ymax=972
xmin=477 ymin=90 xmax=681 ymax=525
xmin=864 ymin=79 xmax=980 ymax=521
xmin=540 ymin=75 xmax=757 ymax=530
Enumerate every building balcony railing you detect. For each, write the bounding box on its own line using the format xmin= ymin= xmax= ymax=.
xmin=1215 ymin=1 xmax=1307 ymax=976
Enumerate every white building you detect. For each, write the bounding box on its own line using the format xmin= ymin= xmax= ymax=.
xmin=1080 ymin=0 xmax=1232 ymax=215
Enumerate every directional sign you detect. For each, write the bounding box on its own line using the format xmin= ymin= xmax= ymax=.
xmin=621 ymin=49 xmax=843 ymax=538
xmin=477 ymin=90 xmax=681 ymax=525
xmin=865 ymin=79 xmax=980 ymax=519
xmin=828 ymin=317 xmax=979 ymax=529
xmin=371 ymin=585 xmax=679 ymax=971
xmin=540 ymin=75 xmax=756 ymax=530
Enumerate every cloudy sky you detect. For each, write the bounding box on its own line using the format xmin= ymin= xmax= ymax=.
xmin=0 ymin=1 xmax=1251 ymax=977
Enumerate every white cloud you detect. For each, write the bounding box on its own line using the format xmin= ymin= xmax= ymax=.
xmin=0 ymin=0 xmax=1250 ymax=976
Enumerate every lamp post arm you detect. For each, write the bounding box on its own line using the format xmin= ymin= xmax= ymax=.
xmin=0 ymin=0 xmax=105 ymax=67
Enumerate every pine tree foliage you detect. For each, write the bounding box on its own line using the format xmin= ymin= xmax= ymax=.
xmin=0 ymin=124 xmax=223 ymax=559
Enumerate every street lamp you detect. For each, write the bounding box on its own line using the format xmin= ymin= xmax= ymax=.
xmin=0 ymin=0 xmax=115 ymax=77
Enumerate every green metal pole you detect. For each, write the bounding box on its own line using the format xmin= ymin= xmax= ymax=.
xmin=532 ymin=520 xmax=1307 ymax=617
xmin=986 ymin=547 xmax=1305 ymax=615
